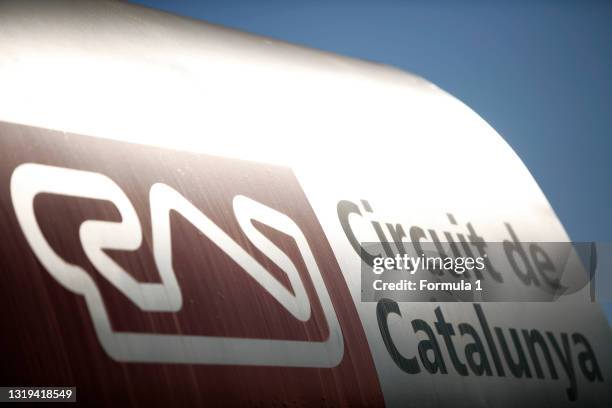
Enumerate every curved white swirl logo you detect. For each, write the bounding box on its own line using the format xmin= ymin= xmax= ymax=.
xmin=10 ymin=163 xmax=343 ymax=367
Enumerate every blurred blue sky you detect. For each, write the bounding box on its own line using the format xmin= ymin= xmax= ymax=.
xmin=132 ymin=0 xmax=612 ymax=321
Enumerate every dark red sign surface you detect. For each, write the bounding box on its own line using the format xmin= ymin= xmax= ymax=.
xmin=0 ymin=122 xmax=383 ymax=407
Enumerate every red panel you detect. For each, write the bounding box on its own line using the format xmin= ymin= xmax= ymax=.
xmin=0 ymin=122 xmax=384 ymax=407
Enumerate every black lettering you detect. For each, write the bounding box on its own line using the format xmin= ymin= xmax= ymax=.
xmin=474 ymin=304 xmax=505 ymax=376
xmin=459 ymin=323 xmax=492 ymax=376
xmin=495 ymin=328 xmax=532 ymax=378
xmin=337 ymin=200 xmax=377 ymax=266
xmin=503 ymin=223 xmax=540 ymax=286
xmin=572 ymin=333 xmax=603 ymax=382
xmin=412 ymin=319 xmax=447 ymax=374
xmin=434 ymin=307 xmax=468 ymax=376
xmin=376 ymin=299 xmax=420 ymax=374
xmin=547 ymin=332 xmax=577 ymax=401
xmin=522 ymin=329 xmax=558 ymax=379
